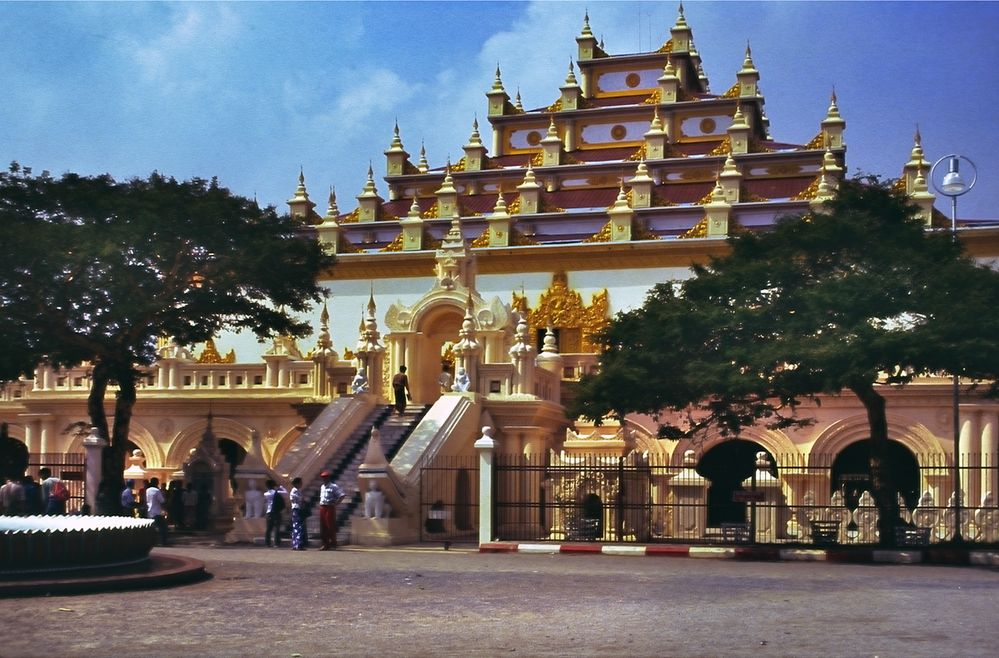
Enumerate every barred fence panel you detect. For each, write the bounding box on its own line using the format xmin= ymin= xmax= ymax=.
xmin=489 ymin=451 xmax=999 ymax=546
xmin=419 ymin=455 xmax=479 ymax=542
xmin=28 ymin=453 xmax=87 ymax=514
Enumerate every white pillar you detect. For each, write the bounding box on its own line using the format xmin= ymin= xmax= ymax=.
xmin=981 ymin=412 xmax=997 ymax=500
xmin=960 ymin=414 xmax=978 ymax=502
xmin=475 ymin=427 xmax=497 ymax=545
xmin=82 ymin=427 xmax=107 ymax=514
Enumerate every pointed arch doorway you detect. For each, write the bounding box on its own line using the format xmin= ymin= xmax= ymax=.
xmin=402 ymin=305 xmax=464 ymax=405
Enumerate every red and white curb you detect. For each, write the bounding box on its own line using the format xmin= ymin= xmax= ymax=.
xmin=479 ymin=542 xmax=999 ymax=566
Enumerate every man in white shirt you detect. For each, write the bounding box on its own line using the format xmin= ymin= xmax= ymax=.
xmin=263 ymin=479 xmax=287 ymax=548
xmin=318 ymin=470 xmax=345 ymax=550
xmin=145 ymin=477 xmax=168 ymax=545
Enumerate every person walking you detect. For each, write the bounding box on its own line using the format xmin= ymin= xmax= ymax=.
xmin=263 ymin=479 xmax=287 ymax=548
xmin=145 ymin=477 xmax=168 ymax=546
xmin=318 ymin=470 xmax=345 ymax=550
xmin=392 ymin=365 xmax=411 ymax=414
xmin=289 ymin=477 xmax=306 ymax=550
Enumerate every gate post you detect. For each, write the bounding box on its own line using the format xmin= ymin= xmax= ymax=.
xmin=474 ymin=426 xmax=497 ymax=545
xmin=82 ymin=426 xmax=107 ymax=513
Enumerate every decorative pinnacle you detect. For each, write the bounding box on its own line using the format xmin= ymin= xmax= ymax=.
xmin=326 ymin=186 xmax=339 ymax=216
xmin=564 ymin=61 xmax=579 ymax=86
xmin=581 ymin=10 xmax=593 ymax=37
xmin=676 ymin=2 xmax=687 ymax=26
xmin=741 ymin=41 xmax=757 ymax=70
xmin=491 ymin=64 xmax=505 ymax=92
xmin=514 ymin=89 xmax=524 ymax=112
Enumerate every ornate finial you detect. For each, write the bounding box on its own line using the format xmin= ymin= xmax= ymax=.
xmin=676 ymin=1 xmax=687 ymax=26
xmin=467 ymin=116 xmax=483 ymax=146
xmin=546 ymin=115 xmax=559 ymax=137
xmin=492 ymin=64 xmax=505 ymax=92
xmin=742 ymin=41 xmax=756 ymax=69
xmin=493 ymin=193 xmax=508 ymax=215
xmin=408 ymin=197 xmax=422 ymax=218
xmin=326 ymin=186 xmax=339 ymax=217
xmin=564 ymin=60 xmax=578 ymax=86
xmin=418 ymin=141 xmax=429 ymax=172
xmin=914 ymin=124 xmax=922 ymax=145
xmin=826 ymin=87 xmax=842 ymax=118
xmin=514 ymin=88 xmax=524 ymax=112
xmin=367 ymin=285 xmax=376 ymax=317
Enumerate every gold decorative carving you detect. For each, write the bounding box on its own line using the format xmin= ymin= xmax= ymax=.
xmin=657 ymin=39 xmax=674 ymax=54
xmin=643 ymin=89 xmax=662 ymax=105
xmin=530 ymin=151 xmax=545 ymax=167
xmin=545 ymin=98 xmax=564 ymax=113
xmin=341 ymin=208 xmax=361 ymax=224
xmin=507 ymin=196 xmax=522 ymax=215
xmin=627 ymin=143 xmax=648 ymax=161
xmin=422 ymin=200 xmax=440 ymax=219
xmin=343 ymin=348 xmax=356 ymax=361
xmin=791 ymin=177 xmax=821 ymax=201
xmin=450 ymin=157 xmax=467 ymax=172
xmin=709 ymin=135 xmax=732 ymax=156
xmin=722 ymin=82 xmax=741 ymax=98
xmin=803 ymin=132 xmax=825 ymax=150
xmin=680 ymin=217 xmax=708 ymax=239
xmin=470 ymin=228 xmax=490 ymax=248
xmin=380 ymin=232 xmax=405 ymax=252
xmin=197 ymin=339 xmax=236 ymax=364
xmin=583 ymin=221 xmax=615 ymax=243
xmin=518 ymin=272 xmax=610 ymax=353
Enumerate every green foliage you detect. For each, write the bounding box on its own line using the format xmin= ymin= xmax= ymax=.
xmin=571 ymin=178 xmax=999 ymax=440
xmin=0 ymin=164 xmax=332 ymax=381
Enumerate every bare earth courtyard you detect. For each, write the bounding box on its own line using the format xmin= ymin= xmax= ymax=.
xmin=1 ymin=544 xmax=997 ymax=657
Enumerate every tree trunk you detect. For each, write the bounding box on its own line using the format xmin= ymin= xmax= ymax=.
xmin=90 ymin=361 xmax=137 ymax=491
xmin=850 ymin=382 xmax=899 ymax=548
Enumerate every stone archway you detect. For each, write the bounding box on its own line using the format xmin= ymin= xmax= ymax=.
xmin=697 ymin=438 xmax=777 ymax=526
xmin=830 ymin=439 xmax=921 ymax=510
xmin=410 ymin=304 xmax=464 ymax=404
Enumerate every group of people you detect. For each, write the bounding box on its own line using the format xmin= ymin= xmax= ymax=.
xmin=261 ymin=470 xmax=345 ymax=551
xmin=0 ymin=468 xmax=70 ymax=516
xmin=112 ymin=478 xmax=213 ymax=546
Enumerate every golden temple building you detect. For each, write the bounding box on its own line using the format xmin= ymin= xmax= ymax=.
xmin=3 ymin=5 xmax=998 ymax=545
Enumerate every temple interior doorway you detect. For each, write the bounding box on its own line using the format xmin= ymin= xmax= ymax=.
xmin=218 ymin=438 xmax=246 ymax=494
xmin=413 ymin=306 xmax=463 ymax=404
xmin=698 ymin=439 xmax=776 ymax=526
xmin=831 ymin=439 xmax=920 ymax=510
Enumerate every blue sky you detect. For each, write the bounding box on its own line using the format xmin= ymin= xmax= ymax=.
xmin=2 ymin=1 xmax=997 ymax=220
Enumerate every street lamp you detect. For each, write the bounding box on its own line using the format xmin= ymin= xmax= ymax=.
xmin=930 ymin=153 xmax=978 ymax=542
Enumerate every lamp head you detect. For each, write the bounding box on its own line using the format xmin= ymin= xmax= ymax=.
xmin=940 ymin=157 xmax=967 ymax=195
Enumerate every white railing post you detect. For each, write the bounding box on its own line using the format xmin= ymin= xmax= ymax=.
xmin=474 ymin=426 xmax=497 ymax=545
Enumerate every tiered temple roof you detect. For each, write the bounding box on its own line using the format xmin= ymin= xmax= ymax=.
xmin=300 ymin=5 xmax=929 ymax=259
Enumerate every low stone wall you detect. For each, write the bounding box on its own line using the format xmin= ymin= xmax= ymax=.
xmin=0 ymin=516 xmax=157 ymax=575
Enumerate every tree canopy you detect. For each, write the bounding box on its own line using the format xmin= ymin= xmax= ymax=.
xmin=570 ymin=178 xmax=999 ymax=543
xmin=0 ymin=163 xmax=333 ymax=480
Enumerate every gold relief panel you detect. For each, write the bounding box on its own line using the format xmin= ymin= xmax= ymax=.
xmin=594 ymin=67 xmax=661 ymax=97
xmin=506 ymin=124 xmax=549 ymax=153
xmin=579 ymin=121 xmax=646 ymax=147
xmin=514 ymin=271 xmax=610 ymax=354
xmin=679 ymin=114 xmax=729 ymax=140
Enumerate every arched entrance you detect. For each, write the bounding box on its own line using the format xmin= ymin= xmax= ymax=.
xmin=579 ymin=492 xmax=603 ymax=539
xmin=218 ymin=438 xmax=247 ymax=494
xmin=410 ymin=306 xmax=463 ymax=404
xmin=698 ymin=439 xmax=776 ymax=526
xmin=831 ymin=439 xmax=920 ymax=510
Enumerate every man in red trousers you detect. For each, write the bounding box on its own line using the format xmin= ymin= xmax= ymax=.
xmin=318 ymin=470 xmax=345 ymax=550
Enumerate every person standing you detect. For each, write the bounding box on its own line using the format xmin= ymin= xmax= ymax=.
xmin=21 ymin=475 xmax=43 ymax=516
xmin=145 ymin=477 xmax=168 ymax=546
xmin=318 ymin=470 xmax=345 ymax=550
xmin=289 ymin=477 xmax=306 ymax=550
xmin=392 ymin=365 xmax=411 ymax=414
xmin=263 ymin=479 xmax=287 ymax=548
xmin=121 ymin=480 xmax=136 ymax=516
xmin=40 ymin=467 xmax=68 ymax=515
xmin=0 ymin=476 xmax=25 ymax=516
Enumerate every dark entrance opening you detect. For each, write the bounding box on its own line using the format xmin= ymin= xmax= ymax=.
xmin=579 ymin=492 xmax=603 ymax=539
xmin=698 ymin=439 xmax=776 ymax=526
xmin=831 ymin=439 xmax=920 ymax=511
xmin=218 ymin=438 xmax=247 ymax=494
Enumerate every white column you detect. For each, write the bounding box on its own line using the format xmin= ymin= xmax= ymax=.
xmin=475 ymin=427 xmax=497 ymax=545
xmin=981 ymin=412 xmax=998 ymax=501
xmin=960 ymin=414 xmax=979 ymax=503
xmin=82 ymin=427 xmax=107 ymax=514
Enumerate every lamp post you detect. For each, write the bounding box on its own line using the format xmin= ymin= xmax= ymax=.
xmin=930 ymin=154 xmax=978 ymax=542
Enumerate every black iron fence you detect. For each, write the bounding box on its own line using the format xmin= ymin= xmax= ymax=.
xmin=418 ymin=455 xmax=478 ymax=542
xmin=489 ymin=451 xmax=999 ymax=546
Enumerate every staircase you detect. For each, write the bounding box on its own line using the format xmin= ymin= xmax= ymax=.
xmin=296 ymin=403 xmax=429 ymax=545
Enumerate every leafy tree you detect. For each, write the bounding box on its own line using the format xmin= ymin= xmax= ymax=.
xmin=0 ymin=163 xmax=333 ymax=484
xmin=571 ymin=178 xmax=999 ymax=545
